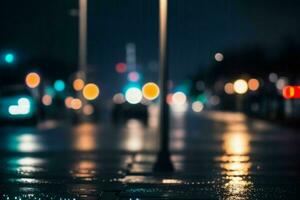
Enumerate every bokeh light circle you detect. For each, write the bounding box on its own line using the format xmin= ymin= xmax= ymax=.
xmin=71 ymin=98 xmax=82 ymax=110
xmin=172 ymin=92 xmax=187 ymax=106
xmin=83 ymin=83 xmax=100 ymax=100
xmin=125 ymin=87 xmax=142 ymax=104
xmin=128 ymin=71 xmax=140 ymax=82
xmin=65 ymin=96 xmax=74 ymax=109
xmin=5 ymin=53 xmax=14 ymax=63
xmin=214 ymin=53 xmax=224 ymax=62
xmin=25 ymin=72 xmax=41 ymax=89
xmin=83 ymin=104 xmax=94 ymax=115
xmin=42 ymin=95 xmax=52 ymax=106
xmin=192 ymin=101 xmax=204 ymax=112
xmin=116 ymin=63 xmax=127 ymax=73
xmin=73 ymin=79 xmax=85 ymax=91
xmin=248 ymin=78 xmax=260 ymax=91
xmin=113 ymin=93 xmax=125 ymax=104
xmin=224 ymin=82 xmax=234 ymax=94
xmin=142 ymin=82 xmax=160 ymax=100
xmin=233 ymin=79 xmax=248 ymax=94
xmin=54 ymin=80 xmax=65 ymax=92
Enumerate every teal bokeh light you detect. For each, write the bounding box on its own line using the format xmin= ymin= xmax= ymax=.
xmin=0 ymin=95 xmax=35 ymax=119
xmin=4 ymin=53 xmax=14 ymax=63
xmin=197 ymin=94 xmax=207 ymax=104
xmin=45 ymin=86 xmax=56 ymax=97
xmin=54 ymin=80 xmax=65 ymax=92
xmin=122 ymin=82 xmax=141 ymax=94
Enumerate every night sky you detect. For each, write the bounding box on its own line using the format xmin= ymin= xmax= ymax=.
xmin=1 ymin=0 xmax=300 ymax=98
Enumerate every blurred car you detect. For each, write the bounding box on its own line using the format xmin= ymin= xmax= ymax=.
xmin=112 ymin=102 xmax=148 ymax=124
xmin=0 ymin=85 xmax=38 ymax=124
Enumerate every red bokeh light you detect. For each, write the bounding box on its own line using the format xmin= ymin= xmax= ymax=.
xmin=115 ymin=63 xmax=127 ymax=73
xmin=282 ymin=86 xmax=300 ymax=99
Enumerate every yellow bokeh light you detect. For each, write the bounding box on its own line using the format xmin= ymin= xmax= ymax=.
xmin=248 ymin=78 xmax=260 ymax=91
xmin=25 ymin=72 xmax=41 ymax=89
xmin=73 ymin=79 xmax=85 ymax=91
xmin=233 ymin=79 xmax=248 ymax=94
xmin=142 ymin=82 xmax=160 ymax=100
xmin=83 ymin=83 xmax=100 ymax=100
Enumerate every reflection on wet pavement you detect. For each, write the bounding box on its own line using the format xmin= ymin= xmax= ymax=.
xmin=0 ymin=111 xmax=300 ymax=199
xmin=7 ymin=132 xmax=44 ymax=153
xmin=123 ymin=120 xmax=145 ymax=152
xmin=73 ymin=123 xmax=98 ymax=151
xmin=220 ymin=118 xmax=253 ymax=199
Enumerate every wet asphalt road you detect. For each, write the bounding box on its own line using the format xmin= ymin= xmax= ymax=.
xmin=0 ymin=108 xmax=300 ymax=199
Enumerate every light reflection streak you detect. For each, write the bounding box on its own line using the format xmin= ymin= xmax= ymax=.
xmin=73 ymin=123 xmax=97 ymax=151
xmin=71 ymin=123 xmax=98 ymax=179
xmin=219 ymin=121 xmax=253 ymax=198
xmin=148 ymin=104 xmax=159 ymax=128
xmin=223 ymin=132 xmax=250 ymax=155
xmin=9 ymin=157 xmax=45 ymax=177
xmin=71 ymin=160 xmax=97 ymax=179
xmin=124 ymin=120 xmax=144 ymax=152
xmin=9 ymin=133 xmax=43 ymax=152
xmin=17 ymin=157 xmax=44 ymax=166
xmin=162 ymin=179 xmax=182 ymax=184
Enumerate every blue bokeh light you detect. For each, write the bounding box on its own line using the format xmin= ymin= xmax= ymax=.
xmin=54 ymin=80 xmax=65 ymax=92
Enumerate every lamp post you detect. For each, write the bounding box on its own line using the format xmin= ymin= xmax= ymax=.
xmin=79 ymin=0 xmax=87 ymax=81
xmin=78 ymin=0 xmax=88 ymax=121
xmin=153 ymin=0 xmax=174 ymax=172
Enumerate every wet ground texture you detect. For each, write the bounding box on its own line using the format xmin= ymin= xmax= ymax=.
xmin=0 ymin=111 xmax=300 ymax=199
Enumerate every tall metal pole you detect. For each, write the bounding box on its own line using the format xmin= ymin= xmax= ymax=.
xmin=79 ymin=0 xmax=87 ymax=81
xmin=78 ymin=0 xmax=88 ymax=121
xmin=153 ymin=0 xmax=174 ymax=172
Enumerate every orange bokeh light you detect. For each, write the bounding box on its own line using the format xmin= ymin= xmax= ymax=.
xmin=25 ymin=72 xmax=41 ymax=89
xmin=65 ymin=96 xmax=74 ymax=108
xmin=224 ymin=83 xmax=234 ymax=94
xmin=83 ymin=104 xmax=94 ymax=115
xmin=42 ymin=95 xmax=52 ymax=106
xmin=83 ymin=83 xmax=100 ymax=100
xmin=142 ymin=82 xmax=160 ymax=100
xmin=166 ymin=93 xmax=173 ymax=105
xmin=71 ymin=98 xmax=82 ymax=110
xmin=248 ymin=79 xmax=260 ymax=91
xmin=73 ymin=79 xmax=85 ymax=91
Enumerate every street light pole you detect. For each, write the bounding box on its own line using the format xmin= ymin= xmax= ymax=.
xmin=153 ymin=0 xmax=174 ymax=172
xmin=78 ymin=0 xmax=88 ymax=121
xmin=79 ymin=0 xmax=87 ymax=81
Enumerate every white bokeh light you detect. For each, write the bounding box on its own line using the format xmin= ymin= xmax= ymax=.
xmin=172 ymin=92 xmax=187 ymax=106
xmin=233 ymin=79 xmax=248 ymax=94
xmin=192 ymin=101 xmax=204 ymax=112
xmin=125 ymin=88 xmax=143 ymax=104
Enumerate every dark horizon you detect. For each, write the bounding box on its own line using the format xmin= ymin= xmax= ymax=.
xmin=1 ymin=0 xmax=300 ymax=83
